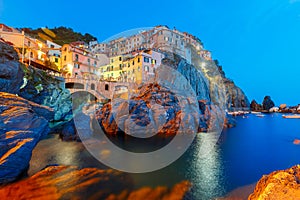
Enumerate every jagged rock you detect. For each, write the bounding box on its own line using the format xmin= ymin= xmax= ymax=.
xmin=0 ymin=92 xmax=51 ymax=184
xmin=262 ymin=96 xmax=275 ymax=111
xmin=250 ymin=100 xmax=262 ymax=111
xmin=249 ymin=165 xmax=300 ymax=200
xmin=0 ymin=41 xmax=72 ymax=123
xmin=280 ymin=104 xmax=287 ymax=110
xmin=59 ymin=119 xmax=80 ymax=141
xmin=224 ymin=115 xmax=237 ymax=128
xmin=96 ymin=82 xmax=224 ymax=136
xmin=0 ymin=165 xmax=191 ymax=200
xmin=216 ymin=60 xmax=250 ymax=111
xmin=0 ymin=41 xmax=24 ymax=94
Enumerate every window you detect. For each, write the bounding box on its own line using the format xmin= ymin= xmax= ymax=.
xmin=138 ymin=57 xmax=140 ymax=63
xmin=64 ymin=56 xmax=66 ymax=61
xmin=111 ymin=59 xmax=114 ymax=63
xmin=91 ymin=83 xmax=95 ymax=90
xmin=111 ymin=73 xmax=113 ymax=77
xmin=88 ymin=58 xmax=90 ymax=65
xmin=111 ymin=66 xmax=114 ymax=71
xmin=144 ymin=57 xmax=150 ymax=63
xmin=119 ymin=56 xmax=122 ymax=61
xmin=105 ymin=84 xmax=109 ymax=91
xmin=30 ymin=52 xmax=33 ymax=58
xmin=64 ymin=47 xmax=67 ymax=51
xmin=144 ymin=66 xmax=149 ymax=72
xmin=152 ymin=59 xmax=156 ymax=64
xmin=50 ymin=44 xmax=55 ymax=48
xmin=138 ymin=66 xmax=140 ymax=71
xmin=75 ymin=54 xmax=79 ymax=62
xmin=28 ymin=41 xmax=31 ymax=46
xmin=94 ymin=61 xmax=97 ymax=66
xmin=55 ymin=58 xmax=58 ymax=63
xmin=132 ymin=61 xmax=134 ymax=65
xmin=132 ymin=69 xmax=135 ymax=73
xmin=119 ymin=64 xmax=122 ymax=69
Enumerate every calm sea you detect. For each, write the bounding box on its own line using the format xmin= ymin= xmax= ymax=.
xmin=29 ymin=113 xmax=300 ymax=200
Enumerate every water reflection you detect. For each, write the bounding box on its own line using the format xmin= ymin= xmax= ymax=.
xmin=29 ymin=114 xmax=300 ymax=199
xmin=185 ymin=134 xmax=226 ymax=199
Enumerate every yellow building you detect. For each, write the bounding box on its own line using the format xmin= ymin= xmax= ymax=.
xmin=99 ymin=55 xmax=124 ymax=81
xmin=99 ymin=50 xmax=164 ymax=84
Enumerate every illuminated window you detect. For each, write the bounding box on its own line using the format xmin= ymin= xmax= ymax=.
xmin=144 ymin=57 xmax=150 ymax=63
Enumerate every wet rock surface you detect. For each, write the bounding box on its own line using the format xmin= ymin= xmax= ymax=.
xmin=0 ymin=41 xmax=24 ymax=94
xmin=249 ymin=165 xmax=300 ymax=200
xmin=0 ymin=165 xmax=191 ymax=200
xmin=0 ymin=92 xmax=51 ymax=184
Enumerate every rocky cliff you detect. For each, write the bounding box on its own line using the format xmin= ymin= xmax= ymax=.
xmin=0 ymin=41 xmax=72 ymax=123
xmin=96 ymin=53 xmax=231 ymax=136
xmin=249 ymin=165 xmax=300 ymax=200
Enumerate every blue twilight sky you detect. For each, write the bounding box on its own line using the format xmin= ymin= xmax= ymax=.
xmin=1 ymin=0 xmax=300 ymax=105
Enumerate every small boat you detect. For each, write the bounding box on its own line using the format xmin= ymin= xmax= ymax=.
xmin=251 ymin=111 xmax=261 ymax=114
xmin=256 ymin=114 xmax=265 ymax=118
xmin=282 ymin=115 xmax=300 ymax=119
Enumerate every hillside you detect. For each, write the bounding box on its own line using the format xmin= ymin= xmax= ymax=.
xmin=21 ymin=26 xmax=97 ymax=46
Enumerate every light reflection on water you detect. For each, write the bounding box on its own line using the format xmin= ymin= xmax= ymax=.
xmin=29 ymin=113 xmax=300 ymax=200
xmin=185 ymin=134 xmax=226 ymax=199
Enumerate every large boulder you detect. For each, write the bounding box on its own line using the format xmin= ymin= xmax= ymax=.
xmin=0 ymin=165 xmax=191 ymax=200
xmin=0 ymin=92 xmax=52 ymax=184
xmin=249 ymin=165 xmax=300 ymax=200
xmin=262 ymin=96 xmax=275 ymax=111
xmin=0 ymin=41 xmax=24 ymax=94
xmin=96 ymin=83 xmax=224 ymax=136
xmin=250 ymin=100 xmax=262 ymax=111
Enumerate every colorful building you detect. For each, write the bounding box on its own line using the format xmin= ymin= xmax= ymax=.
xmin=91 ymin=25 xmax=211 ymax=64
xmin=46 ymin=40 xmax=62 ymax=70
xmin=61 ymin=42 xmax=101 ymax=79
xmin=99 ymin=50 xmax=165 ymax=84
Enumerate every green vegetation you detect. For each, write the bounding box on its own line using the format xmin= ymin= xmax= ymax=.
xmin=20 ymin=27 xmax=97 ymax=46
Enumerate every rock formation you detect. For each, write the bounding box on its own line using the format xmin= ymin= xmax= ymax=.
xmin=0 ymin=40 xmax=24 ymax=94
xmin=249 ymin=165 xmax=300 ymax=200
xmin=0 ymin=41 xmax=73 ymax=123
xmin=250 ymin=100 xmax=263 ymax=111
xmin=262 ymin=96 xmax=275 ymax=111
xmin=216 ymin=63 xmax=250 ymax=111
xmin=0 ymin=92 xmax=52 ymax=184
xmin=0 ymin=165 xmax=191 ymax=200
